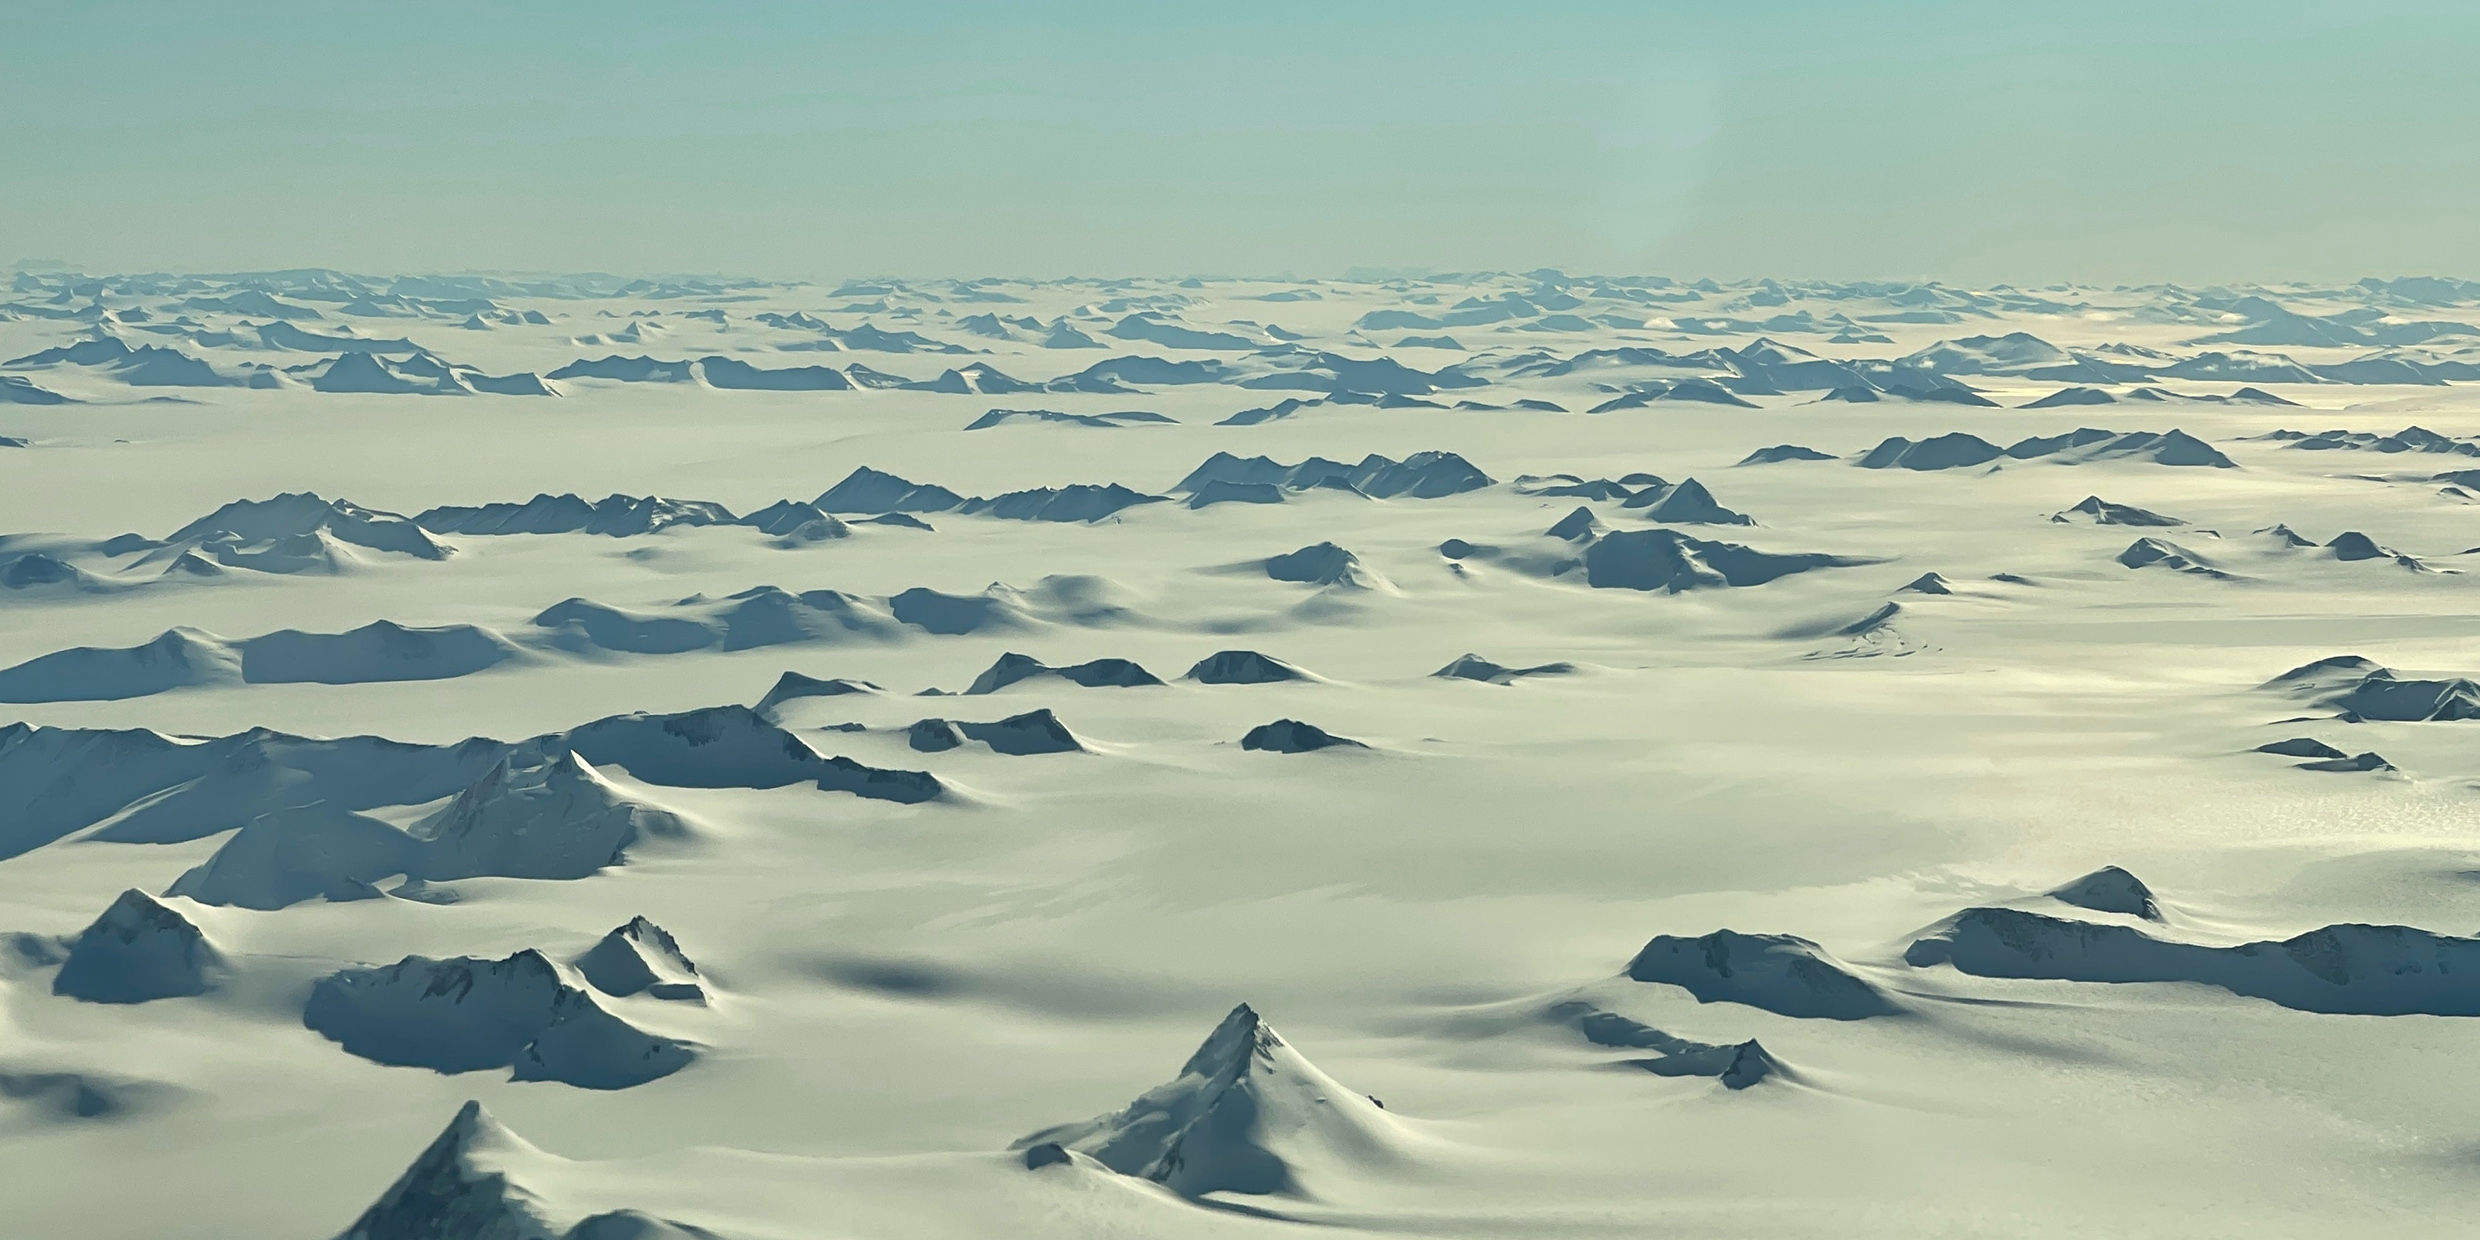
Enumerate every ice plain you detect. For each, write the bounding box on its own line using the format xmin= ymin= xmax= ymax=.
xmin=7 ymin=270 xmax=2480 ymax=1235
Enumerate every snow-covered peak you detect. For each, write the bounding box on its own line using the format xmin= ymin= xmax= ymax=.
xmin=1014 ymin=1003 xmax=1414 ymax=1199
xmin=336 ymin=1100 xmax=565 ymax=1239
xmin=575 ymin=917 xmax=705 ymax=1002
xmin=51 ymin=889 xmax=226 ymax=1004
xmin=412 ymin=751 xmax=688 ymax=882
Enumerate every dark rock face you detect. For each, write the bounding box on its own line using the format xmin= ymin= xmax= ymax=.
xmin=1624 ymin=929 xmax=1900 ymax=1020
xmin=1186 ymin=650 xmax=1309 ymax=684
xmin=52 ymin=889 xmax=226 ymax=1004
xmin=1908 ymin=906 xmax=2480 ymax=1016
xmin=1584 ymin=529 xmax=1864 ymax=592
xmin=1240 ymin=720 xmax=1366 ymax=753
xmin=304 ymin=949 xmax=695 ymax=1089
xmin=910 ymin=710 xmax=1085 ymax=755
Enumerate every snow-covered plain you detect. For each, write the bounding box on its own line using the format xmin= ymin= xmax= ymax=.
xmin=7 ymin=269 xmax=2480 ymax=1236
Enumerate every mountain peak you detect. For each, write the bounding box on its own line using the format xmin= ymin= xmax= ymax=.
xmin=1013 ymin=1001 xmax=1408 ymax=1198
xmin=337 ymin=1100 xmax=564 ymax=1240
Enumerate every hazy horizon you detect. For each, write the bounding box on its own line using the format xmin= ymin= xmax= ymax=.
xmin=9 ymin=0 xmax=2474 ymax=284
xmin=12 ymin=261 xmax=2477 ymax=291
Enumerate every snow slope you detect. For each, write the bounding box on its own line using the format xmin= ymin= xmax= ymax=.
xmin=8 ymin=269 xmax=2480 ymax=1238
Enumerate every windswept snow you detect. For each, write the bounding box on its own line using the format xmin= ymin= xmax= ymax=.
xmin=13 ymin=266 xmax=2480 ymax=1238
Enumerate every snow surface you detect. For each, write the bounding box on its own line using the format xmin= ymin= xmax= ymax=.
xmin=10 ymin=270 xmax=2480 ymax=1236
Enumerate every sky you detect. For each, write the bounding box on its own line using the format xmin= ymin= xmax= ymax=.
xmin=5 ymin=0 xmax=2475 ymax=284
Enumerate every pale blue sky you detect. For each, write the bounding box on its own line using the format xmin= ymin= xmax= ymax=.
xmin=6 ymin=1 xmax=2473 ymax=282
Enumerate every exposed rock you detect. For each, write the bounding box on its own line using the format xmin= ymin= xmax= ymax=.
xmin=1012 ymin=1003 xmax=1411 ymax=1199
xmin=2254 ymin=737 xmax=2346 ymax=759
xmin=1620 ymin=477 xmax=1754 ymax=525
xmin=1906 ymin=905 xmax=2480 ymax=1016
xmin=1858 ymin=433 xmax=2004 ymax=471
xmin=2046 ymin=866 xmax=2164 ymax=921
xmin=754 ymin=671 xmax=881 ymax=717
xmin=1543 ymin=1001 xmax=1782 ymax=1089
xmin=1239 ymin=720 xmax=1366 ymax=753
xmin=305 ymin=950 xmax=694 ymax=1088
xmin=907 ymin=708 xmax=1084 ymax=755
xmin=574 ymin=917 xmax=705 ymax=1002
xmin=2052 ymin=496 xmax=2184 ymax=527
xmin=963 ymin=652 xmax=1161 ymax=695
xmin=1545 ymin=507 xmax=1605 ymax=542
xmin=52 ymin=890 xmax=226 ymax=1004
xmin=1584 ymin=529 xmax=1866 ymax=592
xmin=2298 ymin=751 xmax=2393 ymax=772
xmin=2262 ymin=656 xmax=2480 ymax=721
xmin=1432 ymin=653 xmax=1575 ymax=684
xmin=1264 ymin=542 xmax=1379 ymax=588
xmin=1736 ymin=444 xmax=1835 ymax=465
xmin=334 ymin=1101 xmax=563 ymax=1240
xmin=2117 ymin=537 xmax=2236 ymax=579
xmin=1185 ymin=650 xmax=1310 ymax=684
xmin=1624 ymin=929 xmax=1898 ymax=1019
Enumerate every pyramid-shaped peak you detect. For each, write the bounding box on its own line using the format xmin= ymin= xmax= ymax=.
xmin=337 ymin=1100 xmax=563 ymax=1240
xmin=1898 ymin=572 xmax=1953 ymax=595
xmin=1186 ymin=649 xmax=1309 ymax=684
xmin=2046 ymin=865 xmax=2163 ymax=921
xmin=1545 ymin=506 xmax=1602 ymax=542
xmin=494 ymin=747 xmax=626 ymax=803
xmin=620 ymin=914 xmax=677 ymax=946
xmin=2052 ymin=495 xmax=2183 ymax=527
xmin=412 ymin=750 xmax=686 ymax=883
xmin=88 ymin=888 xmax=194 ymax=937
xmin=52 ymin=889 xmax=227 ymax=1004
xmin=434 ymin=1098 xmax=538 ymax=1160
xmin=1178 ymin=1001 xmax=1273 ymax=1078
xmin=1432 ymin=653 xmax=1576 ymax=685
xmin=1013 ymin=1001 xmax=1408 ymax=1198
xmin=2325 ymin=530 xmax=2397 ymax=561
xmin=1624 ymin=476 xmax=1754 ymax=526
xmin=1718 ymin=1039 xmax=1783 ymax=1090
xmin=577 ymin=916 xmax=705 ymax=1002
xmin=754 ymin=670 xmax=879 ymax=716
